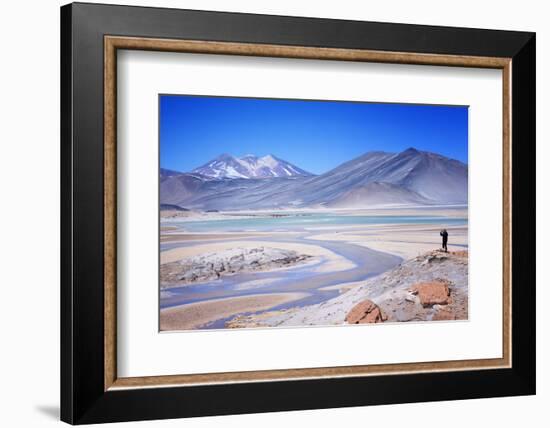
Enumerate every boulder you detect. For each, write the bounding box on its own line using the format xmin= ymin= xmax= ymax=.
xmin=345 ymin=300 xmax=387 ymax=324
xmin=409 ymin=281 xmax=451 ymax=307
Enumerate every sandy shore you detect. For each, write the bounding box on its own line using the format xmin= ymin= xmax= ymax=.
xmin=177 ymin=206 xmax=467 ymax=218
xmin=160 ymin=292 xmax=309 ymax=330
xmin=161 ymin=232 xmax=266 ymax=243
xmin=330 ymin=206 xmax=467 ymax=218
xmin=161 ymin=230 xmax=301 ymax=243
xmin=160 ymin=240 xmax=355 ymax=272
xmin=307 ymin=224 xmax=467 ymax=260
xmin=318 ymin=279 xmax=365 ymax=293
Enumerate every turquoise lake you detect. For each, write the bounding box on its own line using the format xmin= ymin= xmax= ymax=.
xmin=163 ymin=213 xmax=467 ymax=233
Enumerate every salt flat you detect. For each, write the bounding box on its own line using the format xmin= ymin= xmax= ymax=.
xmin=159 ymin=206 xmax=468 ymax=330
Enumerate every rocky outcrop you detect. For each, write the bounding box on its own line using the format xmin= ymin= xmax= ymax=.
xmin=225 ymin=249 xmax=468 ymax=327
xmin=161 ymin=247 xmax=312 ymax=287
xmin=345 ymin=300 xmax=387 ymax=324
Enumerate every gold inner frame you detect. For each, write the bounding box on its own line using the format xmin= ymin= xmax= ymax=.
xmin=104 ymin=35 xmax=512 ymax=391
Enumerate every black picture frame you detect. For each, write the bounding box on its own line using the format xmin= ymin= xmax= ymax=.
xmin=61 ymin=2 xmax=535 ymax=424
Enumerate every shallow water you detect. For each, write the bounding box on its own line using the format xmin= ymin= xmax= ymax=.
xmin=160 ymin=234 xmax=402 ymax=322
xmin=160 ymin=212 xmax=467 ymax=329
xmin=163 ymin=213 xmax=467 ymax=233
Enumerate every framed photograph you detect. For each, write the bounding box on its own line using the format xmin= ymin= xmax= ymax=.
xmin=61 ymin=2 xmax=535 ymax=424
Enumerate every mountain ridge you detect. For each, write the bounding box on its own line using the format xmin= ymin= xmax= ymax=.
xmin=160 ymin=148 xmax=468 ymax=210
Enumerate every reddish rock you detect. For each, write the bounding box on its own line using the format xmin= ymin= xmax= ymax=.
xmin=432 ymin=306 xmax=457 ymax=321
xmin=346 ymin=300 xmax=387 ymax=324
xmin=409 ymin=281 xmax=451 ymax=307
xmin=451 ymin=250 xmax=469 ymax=258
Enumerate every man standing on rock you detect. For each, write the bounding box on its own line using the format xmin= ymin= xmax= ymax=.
xmin=440 ymin=229 xmax=448 ymax=252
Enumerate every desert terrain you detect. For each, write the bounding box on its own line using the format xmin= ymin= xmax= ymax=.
xmin=159 ymin=206 xmax=468 ymax=330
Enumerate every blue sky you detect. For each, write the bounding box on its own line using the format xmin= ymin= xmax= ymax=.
xmin=160 ymin=95 xmax=468 ymax=174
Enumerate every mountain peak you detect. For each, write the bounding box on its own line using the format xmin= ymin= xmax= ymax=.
xmin=191 ymin=153 xmax=313 ymax=179
xmin=402 ymin=147 xmax=420 ymax=155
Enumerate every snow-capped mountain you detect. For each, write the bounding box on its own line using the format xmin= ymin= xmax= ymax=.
xmin=161 ymin=148 xmax=468 ymax=210
xmin=191 ymin=153 xmax=313 ymax=179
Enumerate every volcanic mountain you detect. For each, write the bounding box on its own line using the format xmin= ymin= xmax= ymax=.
xmin=191 ymin=153 xmax=313 ymax=179
xmin=160 ymin=167 xmax=185 ymax=180
xmin=160 ymin=148 xmax=468 ymax=210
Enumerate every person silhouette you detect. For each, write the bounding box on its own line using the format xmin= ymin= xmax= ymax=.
xmin=440 ymin=229 xmax=448 ymax=252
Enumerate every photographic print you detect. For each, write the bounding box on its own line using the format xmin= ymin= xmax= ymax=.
xmin=159 ymin=95 xmax=468 ymax=331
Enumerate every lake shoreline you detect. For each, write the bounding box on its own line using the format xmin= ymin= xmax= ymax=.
xmin=159 ymin=207 xmax=468 ymax=330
